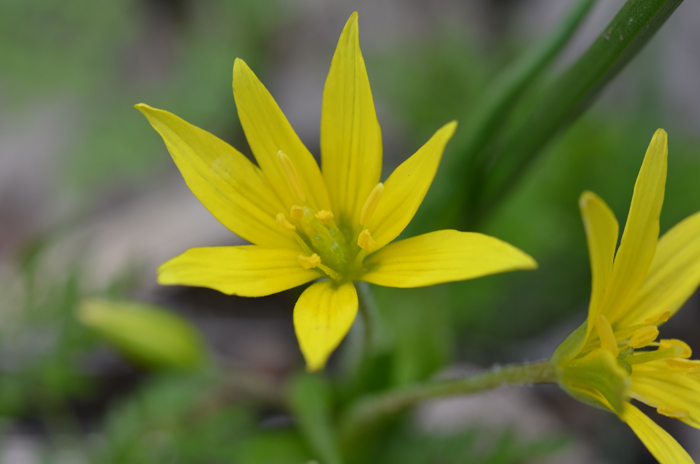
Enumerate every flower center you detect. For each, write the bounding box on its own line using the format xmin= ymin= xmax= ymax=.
xmin=594 ymin=313 xmax=691 ymax=374
xmin=274 ymin=151 xmax=383 ymax=281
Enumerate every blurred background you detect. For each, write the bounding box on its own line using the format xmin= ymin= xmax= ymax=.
xmin=1 ymin=0 xmax=700 ymax=462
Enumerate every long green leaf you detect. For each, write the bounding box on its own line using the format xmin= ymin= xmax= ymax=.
xmin=474 ymin=0 xmax=684 ymax=221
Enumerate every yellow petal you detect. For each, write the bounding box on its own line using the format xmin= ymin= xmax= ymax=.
xmin=619 ymin=209 xmax=700 ymax=327
xmin=579 ymin=191 xmax=619 ymax=330
xmin=294 ymin=280 xmax=358 ymax=372
xmin=136 ymin=104 xmax=294 ymax=248
xmin=367 ymin=122 xmax=458 ymax=251
xmin=630 ymin=360 xmax=700 ymax=429
xmin=158 ymin=246 xmax=321 ymax=297
xmin=603 ymin=129 xmax=668 ymax=325
xmin=622 ymin=404 xmax=694 ymax=464
xmin=232 ymin=59 xmax=331 ymax=211
xmin=359 ymin=229 xmax=536 ymax=288
xmin=321 ymin=12 xmax=382 ymax=232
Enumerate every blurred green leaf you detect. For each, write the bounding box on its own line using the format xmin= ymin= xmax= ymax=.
xmin=289 ymin=373 xmax=344 ymax=464
xmin=475 ymin=0 xmax=684 ymax=221
xmin=78 ymin=299 xmax=206 ymax=371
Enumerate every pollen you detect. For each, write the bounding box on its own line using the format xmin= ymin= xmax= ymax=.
xmin=629 ymin=326 xmax=659 ymax=349
xmin=298 ymin=253 xmax=321 ymax=269
xmin=659 ymin=339 xmax=692 ymax=359
xmin=278 ymin=150 xmax=306 ymax=203
xmin=315 ymin=210 xmax=334 ymax=224
xmin=360 ymin=183 xmax=384 ymax=226
xmin=656 ymin=404 xmax=689 ymax=419
xmin=357 ymin=229 xmax=375 ymax=252
xmin=595 ymin=315 xmax=619 ymax=357
xmin=276 ymin=213 xmax=296 ymax=231
xmin=291 ymin=205 xmax=304 ymax=220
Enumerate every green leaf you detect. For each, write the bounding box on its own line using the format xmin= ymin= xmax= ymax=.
xmin=475 ymin=0 xmax=684 ymax=220
xmin=288 ymin=373 xmax=344 ymax=464
xmin=77 ymin=299 xmax=206 ymax=371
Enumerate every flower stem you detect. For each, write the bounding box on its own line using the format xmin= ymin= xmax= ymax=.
xmin=339 ymin=360 xmax=557 ymax=445
xmin=356 ymin=281 xmax=382 ymax=354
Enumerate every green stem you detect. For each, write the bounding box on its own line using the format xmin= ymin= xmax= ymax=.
xmin=339 ymin=360 xmax=557 ymax=445
xmin=356 ymin=281 xmax=382 ymax=354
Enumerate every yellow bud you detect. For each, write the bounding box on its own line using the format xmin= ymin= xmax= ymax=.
xmin=360 ymin=183 xmax=384 ymax=226
xmin=298 ymin=254 xmax=321 ymax=269
xmin=629 ymin=326 xmax=659 ymax=349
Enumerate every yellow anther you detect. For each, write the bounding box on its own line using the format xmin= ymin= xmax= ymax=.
xmin=666 ymin=358 xmax=700 ymax=370
xmin=595 ymin=315 xmax=619 ymax=357
xmin=298 ymin=254 xmax=321 ymax=269
xmin=643 ymin=311 xmax=671 ymax=326
xmin=360 ymin=183 xmax=384 ymax=226
xmin=291 ymin=205 xmax=304 ymax=220
xmin=656 ymin=405 xmax=689 ymax=419
xmin=629 ymin=326 xmax=659 ymax=349
xmin=659 ymin=339 xmax=692 ymax=359
xmin=278 ymin=150 xmax=306 ymax=203
xmin=357 ymin=229 xmax=375 ymax=252
xmin=315 ymin=210 xmax=334 ymax=224
xmin=276 ymin=213 xmax=296 ymax=232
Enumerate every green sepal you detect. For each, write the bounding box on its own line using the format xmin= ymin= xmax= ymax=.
xmin=78 ymin=299 xmax=206 ymax=371
xmin=551 ymin=320 xmax=588 ymax=366
xmin=557 ymin=348 xmax=629 ymax=416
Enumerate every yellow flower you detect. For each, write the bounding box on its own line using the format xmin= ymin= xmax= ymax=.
xmin=552 ymin=129 xmax=700 ymax=464
xmin=136 ymin=13 xmax=537 ymax=372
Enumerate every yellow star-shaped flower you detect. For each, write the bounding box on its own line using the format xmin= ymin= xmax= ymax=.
xmin=552 ymin=129 xmax=700 ymax=464
xmin=136 ymin=13 xmax=536 ymax=372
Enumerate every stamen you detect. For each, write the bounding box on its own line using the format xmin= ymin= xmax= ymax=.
xmin=317 ymin=263 xmax=341 ymax=281
xmin=291 ymin=205 xmax=304 ymax=220
xmin=595 ymin=315 xmax=619 ymax=357
xmin=659 ymin=339 xmax=692 ymax=359
xmin=628 ymin=346 xmax=684 ymax=366
xmin=357 ymin=229 xmax=376 ymax=252
xmin=643 ymin=311 xmax=671 ymax=326
xmin=298 ymin=254 xmax=321 ymax=269
xmin=276 ymin=213 xmax=296 ymax=232
xmin=657 ymin=405 xmax=689 ymax=419
xmin=360 ymin=183 xmax=384 ymax=226
xmin=315 ymin=210 xmax=334 ymax=224
xmin=278 ymin=151 xmax=306 ymax=203
xmin=629 ymin=326 xmax=659 ymax=349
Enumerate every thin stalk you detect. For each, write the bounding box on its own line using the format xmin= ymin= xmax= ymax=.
xmin=339 ymin=360 xmax=557 ymax=445
xmin=356 ymin=282 xmax=382 ymax=355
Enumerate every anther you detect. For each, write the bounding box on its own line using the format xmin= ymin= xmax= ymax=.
xmin=357 ymin=229 xmax=376 ymax=253
xmin=643 ymin=311 xmax=671 ymax=326
xmin=276 ymin=213 xmax=296 ymax=232
xmin=315 ymin=210 xmax=334 ymax=224
xmin=278 ymin=151 xmax=306 ymax=203
xmin=595 ymin=315 xmax=619 ymax=357
xmin=657 ymin=405 xmax=689 ymax=419
xmin=298 ymin=254 xmax=321 ymax=269
xmin=291 ymin=205 xmax=304 ymax=220
xmin=659 ymin=339 xmax=692 ymax=358
xmin=629 ymin=326 xmax=659 ymax=349
xmin=360 ymin=183 xmax=384 ymax=226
